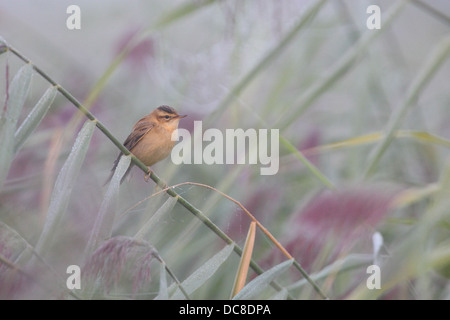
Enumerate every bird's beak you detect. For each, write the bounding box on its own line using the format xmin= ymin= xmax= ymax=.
xmin=175 ymin=114 xmax=187 ymax=119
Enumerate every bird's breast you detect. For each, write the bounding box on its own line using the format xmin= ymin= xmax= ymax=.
xmin=130 ymin=126 xmax=176 ymax=166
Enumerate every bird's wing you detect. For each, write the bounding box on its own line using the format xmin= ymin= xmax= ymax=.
xmin=123 ymin=117 xmax=156 ymax=151
xmin=110 ymin=117 xmax=155 ymax=173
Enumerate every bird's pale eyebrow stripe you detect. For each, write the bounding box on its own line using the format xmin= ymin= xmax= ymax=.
xmin=157 ymin=105 xmax=176 ymax=114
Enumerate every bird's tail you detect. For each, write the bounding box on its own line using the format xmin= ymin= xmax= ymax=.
xmin=104 ymin=154 xmax=133 ymax=186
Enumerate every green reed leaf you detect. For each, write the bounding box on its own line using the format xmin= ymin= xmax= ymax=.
xmin=233 ymin=259 xmax=293 ymax=300
xmin=154 ymin=263 xmax=169 ymax=300
xmin=134 ymin=195 xmax=178 ymax=241
xmin=84 ymin=154 xmax=132 ymax=259
xmin=0 ymin=63 xmax=33 ymax=188
xmin=34 ymin=120 xmax=96 ymax=257
xmin=170 ymin=244 xmax=234 ymax=299
xmin=14 ymin=85 xmax=57 ymax=152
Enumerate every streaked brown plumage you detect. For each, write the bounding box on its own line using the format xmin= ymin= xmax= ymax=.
xmin=107 ymin=105 xmax=186 ymax=184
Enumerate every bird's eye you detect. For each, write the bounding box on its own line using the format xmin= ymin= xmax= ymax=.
xmin=164 ymin=115 xmax=170 ymax=119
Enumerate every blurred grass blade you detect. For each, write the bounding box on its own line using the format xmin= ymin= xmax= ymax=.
xmin=302 ymin=131 xmax=450 ymax=157
xmin=411 ymin=0 xmax=450 ymax=26
xmin=430 ymin=241 xmax=450 ymax=278
xmin=233 ymin=259 xmax=293 ymax=300
xmin=34 ymin=120 xmax=96 ymax=257
xmin=134 ymin=195 xmax=178 ymax=240
xmin=84 ymin=155 xmax=131 ymax=259
xmin=206 ymin=0 xmax=327 ymax=125
xmin=280 ymin=135 xmax=335 ymax=189
xmin=231 ymin=221 xmax=256 ymax=298
xmin=303 ymin=133 xmax=382 ymax=156
xmin=287 ymin=254 xmax=372 ymax=291
xmin=431 ymin=158 xmax=450 ymax=206
xmin=399 ymin=131 xmax=450 ymax=148
xmin=14 ymin=85 xmax=57 ymax=152
xmin=279 ymin=0 xmax=408 ymax=129
xmin=170 ymin=244 xmax=234 ymax=299
xmin=0 ymin=63 xmax=33 ymax=188
xmin=154 ymin=263 xmax=169 ymax=300
xmin=364 ymin=36 xmax=450 ymax=177
xmin=154 ymin=0 xmax=216 ymax=29
xmin=391 ymin=183 xmax=439 ymax=208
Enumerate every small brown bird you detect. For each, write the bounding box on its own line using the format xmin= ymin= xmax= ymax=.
xmin=107 ymin=105 xmax=187 ymax=184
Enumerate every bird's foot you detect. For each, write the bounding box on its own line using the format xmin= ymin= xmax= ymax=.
xmin=144 ymin=167 xmax=153 ymax=182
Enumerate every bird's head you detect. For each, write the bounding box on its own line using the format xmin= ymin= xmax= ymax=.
xmin=151 ymin=105 xmax=187 ymax=129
